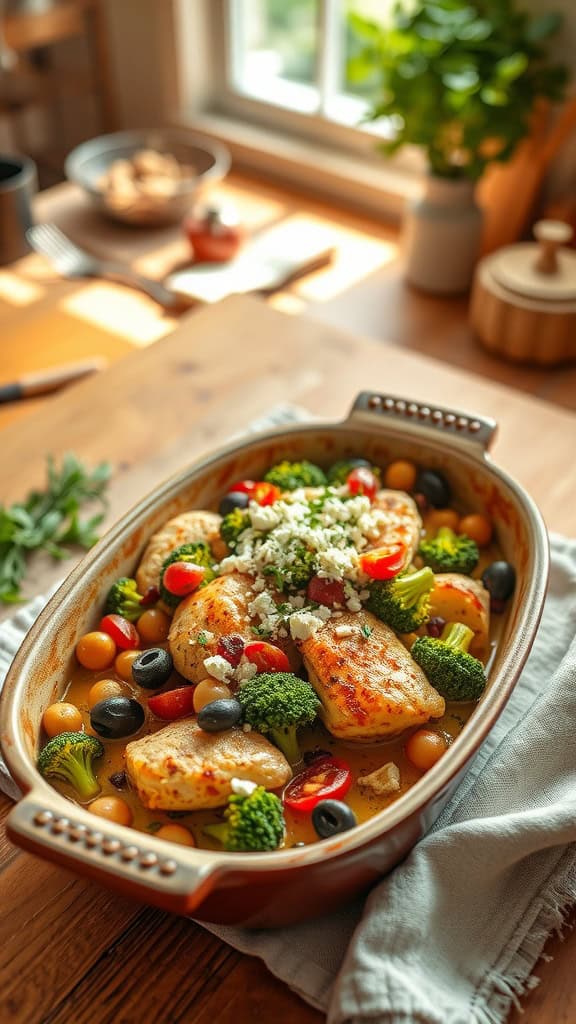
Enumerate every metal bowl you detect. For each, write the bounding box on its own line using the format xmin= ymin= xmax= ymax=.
xmin=65 ymin=129 xmax=231 ymax=227
xmin=0 ymin=392 xmax=549 ymax=926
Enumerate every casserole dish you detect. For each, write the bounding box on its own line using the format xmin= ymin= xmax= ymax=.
xmin=0 ymin=392 xmax=549 ymax=927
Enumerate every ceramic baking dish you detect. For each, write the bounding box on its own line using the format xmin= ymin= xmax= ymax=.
xmin=0 ymin=392 xmax=549 ymax=927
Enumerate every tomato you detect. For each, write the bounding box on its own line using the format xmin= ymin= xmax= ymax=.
xmin=140 ymin=585 xmax=160 ymax=607
xmin=162 ymin=561 xmax=205 ymax=597
xmin=244 ymin=641 xmax=290 ymax=673
xmin=76 ymin=631 xmax=116 ymax=670
xmin=217 ymin=633 xmax=245 ymax=667
xmin=229 ymin=479 xmax=256 ymax=496
xmin=184 ymin=208 xmax=244 ymax=263
xmin=360 ymin=543 xmax=406 ymax=580
xmin=283 ymin=758 xmax=352 ymax=812
xmin=148 ymin=686 xmax=197 ymax=721
xmin=306 ymin=576 xmax=345 ymax=607
xmin=99 ymin=614 xmax=140 ymax=650
xmin=405 ymin=729 xmax=448 ymax=771
xmin=229 ymin=480 xmax=281 ymax=506
xmin=347 ymin=467 xmax=378 ymax=501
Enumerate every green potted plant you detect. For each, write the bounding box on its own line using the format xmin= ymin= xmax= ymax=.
xmin=348 ymin=0 xmax=569 ymax=294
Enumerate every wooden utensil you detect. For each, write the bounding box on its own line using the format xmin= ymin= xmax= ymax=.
xmin=0 ymin=357 xmax=106 ymax=404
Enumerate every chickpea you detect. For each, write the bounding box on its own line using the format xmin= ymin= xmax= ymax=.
xmin=88 ymin=679 xmax=123 ymax=709
xmin=156 ymin=824 xmax=195 ymax=847
xmin=427 ymin=508 xmax=460 ymax=533
xmin=42 ymin=702 xmax=83 ymax=737
xmin=193 ymin=678 xmax=232 ymax=713
xmin=459 ymin=513 xmax=493 ymax=548
xmin=384 ymin=459 xmax=417 ymax=492
xmin=406 ymin=729 xmax=448 ymax=772
xmin=137 ymin=608 xmax=171 ymax=644
xmin=89 ymin=795 xmax=133 ymax=827
xmin=114 ymin=649 xmax=140 ymax=681
xmin=76 ymin=631 xmax=116 ymax=671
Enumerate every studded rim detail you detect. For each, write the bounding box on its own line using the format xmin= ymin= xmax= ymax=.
xmin=30 ymin=806 xmax=180 ymax=877
xmin=352 ymin=392 xmax=496 ymax=449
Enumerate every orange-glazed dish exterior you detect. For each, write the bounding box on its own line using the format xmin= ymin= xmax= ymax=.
xmin=0 ymin=394 xmax=549 ymax=927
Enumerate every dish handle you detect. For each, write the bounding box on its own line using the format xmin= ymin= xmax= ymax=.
xmin=6 ymin=792 xmax=217 ymax=915
xmin=347 ymin=392 xmax=497 ymax=453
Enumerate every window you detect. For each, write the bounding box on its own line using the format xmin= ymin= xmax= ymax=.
xmin=174 ymin=0 xmax=422 ymax=214
xmin=217 ymin=0 xmax=398 ymax=152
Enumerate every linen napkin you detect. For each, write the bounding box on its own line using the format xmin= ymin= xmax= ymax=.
xmin=1 ymin=408 xmax=576 ymax=1023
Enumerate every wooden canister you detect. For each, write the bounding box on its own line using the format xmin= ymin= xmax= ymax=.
xmin=470 ymin=220 xmax=576 ymax=366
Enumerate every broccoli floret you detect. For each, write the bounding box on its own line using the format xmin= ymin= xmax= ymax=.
xmin=264 ymin=460 xmax=327 ymax=491
xmin=204 ymin=786 xmax=285 ymax=851
xmin=37 ymin=731 xmax=104 ymax=800
xmin=366 ymin=566 xmax=434 ymax=633
xmin=104 ymin=577 xmax=145 ymax=622
xmin=326 ymin=459 xmax=380 ymax=486
xmin=237 ymin=672 xmax=321 ymax=764
xmin=264 ymin=545 xmax=316 ymax=592
xmin=159 ymin=542 xmax=216 ymax=608
xmin=411 ymin=622 xmax=486 ymax=701
xmin=220 ymin=508 xmax=251 ymax=552
xmin=418 ymin=526 xmax=479 ymax=575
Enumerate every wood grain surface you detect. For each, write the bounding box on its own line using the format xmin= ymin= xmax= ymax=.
xmin=0 ymin=295 xmax=575 ymax=1023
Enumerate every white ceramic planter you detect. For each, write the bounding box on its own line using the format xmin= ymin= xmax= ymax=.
xmin=403 ymin=175 xmax=483 ymax=295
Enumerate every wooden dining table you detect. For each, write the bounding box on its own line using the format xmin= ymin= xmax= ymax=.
xmin=1 ymin=287 xmax=576 ymax=1021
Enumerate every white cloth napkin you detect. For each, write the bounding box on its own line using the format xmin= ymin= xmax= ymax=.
xmin=1 ymin=407 xmax=576 ymax=1024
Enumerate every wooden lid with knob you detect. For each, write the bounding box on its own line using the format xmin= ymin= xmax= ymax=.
xmin=470 ymin=220 xmax=576 ymax=366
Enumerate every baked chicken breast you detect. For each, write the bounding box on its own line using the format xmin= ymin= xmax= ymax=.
xmin=125 ymin=719 xmax=292 ymax=811
xmin=169 ymin=572 xmax=301 ymax=682
xmin=298 ymin=610 xmax=445 ymax=741
xmin=135 ymin=510 xmax=227 ymax=594
xmin=368 ymin=489 xmax=422 ymax=565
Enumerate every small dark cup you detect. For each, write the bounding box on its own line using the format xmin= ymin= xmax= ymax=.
xmin=0 ymin=155 xmax=37 ymax=265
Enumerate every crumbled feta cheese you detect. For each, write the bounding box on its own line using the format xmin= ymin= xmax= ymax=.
xmin=249 ymin=502 xmax=281 ymax=532
xmin=359 ymin=590 xmax=370 ymax=601
xmin=334 ymin=624 xmax=355 ymax=638
xmin=357 ymin=762 xmax=401 ymax=797
xmin=242 ymin=722 xmax=252 ymax=733
xmin=252 ymin=577 xmax=266 ymax=592
xmin=289 ymin=610 xmax=326 ymax=641
xmin=203 ymin=655 xmax=234 ymax=682
xmin=346 ymin=593 xmax=362 ymax=613
xmin=231 ymin=777 xmax=258 ymax=796
xmin=288 ymin=594 xmax=305 ymax=609
xmin=235 ymin=657 xmax=258 ymax=685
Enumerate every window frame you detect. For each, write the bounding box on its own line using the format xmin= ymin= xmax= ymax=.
xmin=171 ymin=0 xmax=423 ymax=217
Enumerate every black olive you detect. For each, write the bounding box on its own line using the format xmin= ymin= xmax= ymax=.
xmin=197 ymin=698 xmax=242 ymax=732
xmin=415 ymin=469 xmax=451 ymax=508
xmin=482 ymin=561 xmax=516 ymax=607
xmin=109 ymin=771 xmax=127 ymax=789
xmin=312 ymin=800 xmax=357 ymax=838
xmin=219 ymin=491 xmax=250 ymax=516
xmin=132 ymin=647 xmax=173 ymax=689
xmin=90 ymin=697 xmax=145 ymax=739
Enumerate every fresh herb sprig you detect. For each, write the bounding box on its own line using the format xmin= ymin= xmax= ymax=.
xmin=0 ymin=454 xmax=111 ymax=603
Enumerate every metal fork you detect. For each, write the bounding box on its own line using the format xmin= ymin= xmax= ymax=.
xmin=27 ymin=223 xmax=190 ymax=312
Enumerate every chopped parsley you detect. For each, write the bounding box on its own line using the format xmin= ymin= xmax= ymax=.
xmin=361 ymin=624 xmax=373 ymax=640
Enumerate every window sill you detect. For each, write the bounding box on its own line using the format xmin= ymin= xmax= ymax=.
xmin=177 ymin=111 xmax=422 ymax=221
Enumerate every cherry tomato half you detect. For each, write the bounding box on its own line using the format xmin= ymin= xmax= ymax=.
xmin=229 ymin=480 xmax=281 ymax=506
xmin=244 ymin=641 xmax=290 ymax=673
xmin=217 ymin=633 xmax=245 ymax=667
xmin=347 ymin=467 xmax=378 ymax=501
xmin=283 ymin=757 xmax=352 ymax=813
xmin=306 ymin=576 xmax=346 ymax=608
xmin=99 ymin=614 xmax=140 ymax=651
xmin=148 ymin=686 xmax=197 ymax=721
xmin=360 ymin=543 xmax=406 ymax=581
xmin=162 ymin=561 xmax=205 ymax=597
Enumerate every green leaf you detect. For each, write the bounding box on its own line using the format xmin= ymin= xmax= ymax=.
xmin=442 ymin=69 xmax=480 ymax=91
xmin=456 ymin=19 xmax=492 ymax=42
xmin=480 ymin=86 xmax=509 ymax=106
xmin=495 ymin=52 xmax=528 ymax=82
xmin=525 ymin=13 xmax=562 ymax=42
